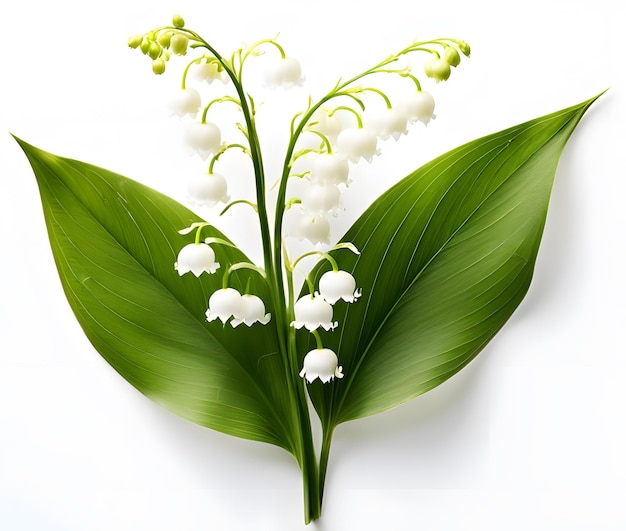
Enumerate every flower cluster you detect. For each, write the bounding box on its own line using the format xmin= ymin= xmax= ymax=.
xmin=130 ymin=15 xmax=468 ymax=386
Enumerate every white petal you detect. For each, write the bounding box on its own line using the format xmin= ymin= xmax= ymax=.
xmin=175 ymin=243 xmax=220 ymax=276
xmin=206 ymin=288 xmax=243 ymax=324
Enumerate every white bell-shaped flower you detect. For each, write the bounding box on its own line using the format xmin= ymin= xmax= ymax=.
xmin=335 ymin=127 xmax=380 ymax=163
xmin=231 ymin=294 xmax=271 ymax=328
xmin=311 ymin=154 xmax=350 ymax=186
xmin=187 ymin=172 xmax=230 ymax=208
xmin=169 ymin=88 xmax=201 ymax=118
xmin=284 ymin=209 xmax=331 ymax=245
xmin=206 ymin=288 xmax=244 ymax=325
xmin=366 ymin=107 xmax=409 ymax=141
xmin=192 ymin=60 xmax=228 ymax=84
xmin=175 ymin=243 xmax=220 ymax=277
xmin=183 ymin=121 xmax=222 ymax=160
xmin=299 ymin=348 xmax=344 ymax=383
xmin=319 ymin=270 xmax=362 ymax=304
xmin=263 ymin=56 xmax=304 ymax=88
xmin=291 ymin=294 xmax=338 ymax=331
xmin=301 ymin=182 xmax=342 ymax=217
xmin=399 ymin=91 xmax=436 ymax=125
xmin=309 ymin=110 xmax=343 ymax=141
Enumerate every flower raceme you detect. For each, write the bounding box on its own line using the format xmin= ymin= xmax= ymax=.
xmin=131 ymin=17 xmax=468 ymax=392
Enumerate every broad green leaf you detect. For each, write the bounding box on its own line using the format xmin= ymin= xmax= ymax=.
xmin=306 ymin=95 xmax=600 ymax=428
xmin=17 ymin=138 xmax=295 ymax=452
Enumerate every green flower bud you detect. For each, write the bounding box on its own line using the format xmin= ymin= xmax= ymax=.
xmin=148 ymin=41 xmax=162 ymax=60
xmin=152 ymin=58 xmax=166 ymax=75
xmin=424 ymin=57 xmax=451 ymax=82
xmin=444 ymin=46 xmax=461 ymax=67
xmin=128 ymin=34 xmax=142 ymax=49
xmin=158 ymin=32 xmax=172 ymax=48
xmin=172 ymin=14 xmax=185 ymax=28
xmin=458 ymin=40 xmax=471 ymax=57
xmin=170 ymin=34 xmax=189 ymax=56
xmin=139 ymin=37 xmax=151 ymax=55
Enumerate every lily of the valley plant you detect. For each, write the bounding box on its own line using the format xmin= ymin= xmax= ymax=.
xmin=16 ymin=14 xmax=600 ymax=524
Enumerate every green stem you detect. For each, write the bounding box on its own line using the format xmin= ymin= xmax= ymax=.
xmin=318 ymin=425 xmax=335 ymax=503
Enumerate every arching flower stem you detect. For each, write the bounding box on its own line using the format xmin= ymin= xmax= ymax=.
xmin=311 ymin=329 xmax=324 ymax=350
xmin=208 ymin=144 xmax=250 ymax=173
xmin=219 ymin=199 xmax=258 ymax=216
xmin=222 ymin=262 xmax=267 ymax=289
xmin=201 ymin=96 xmax=242 ymax=123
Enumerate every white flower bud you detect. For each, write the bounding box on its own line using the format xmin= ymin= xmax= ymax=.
xmin=301 ymin=182 xmax=342 ymax=217
xmin=284 ymin=208 xmax=331 ymax=245
xmin=291 ymin=294 xmax=337 ymax=331
xmin=319 ymin=270 xmax=361 ymax=304
xmin=299 ymin=348 xmax=344 ymax=383
xmin=192 ymin=61 xmax=228 ymax=84
xmin=187 ymin=172 xmax=230 ymax=208
xmin=182 ymin=121 xmax=222 ymax=160
xmin=365 ymin=107 xmax=409 ymax=141
xmin=169 ymin=88 xmax=201 ymax=118
xmin=175 ymin=243 xmax=220 ymax=277
xmin=309 ymin=110 xmax=343 ymax=141
xmin=263 ymin=56 xmax=304 ymax=88
xmin=206 ymin=288 xmax=244 ymax=325
xmin=311 ymin=154 xmax=350 ymax=186
xmin=399 ymin=91 xmax=436 ymax=125
xmin=335 ymin=127 xmax=380 ymax=163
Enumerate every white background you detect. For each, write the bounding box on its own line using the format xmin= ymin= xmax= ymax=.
xmin=1 ymin=0 xmax=624 ymax=529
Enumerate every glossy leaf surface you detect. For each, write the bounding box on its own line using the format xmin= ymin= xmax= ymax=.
xmin=17 ymin=138 xmax=295 ymax=451
xmin=306 ymin=96 xmax=598 ymax=427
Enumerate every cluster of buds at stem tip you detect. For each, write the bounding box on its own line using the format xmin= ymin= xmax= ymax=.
xmin=128 ymin=14 xmax=191 ymax=75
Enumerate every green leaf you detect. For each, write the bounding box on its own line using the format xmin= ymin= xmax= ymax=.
xmin=17 ymin=138 xmax=295 ymax=452
xmin=307 ymin=95 xmax=600 ymax=428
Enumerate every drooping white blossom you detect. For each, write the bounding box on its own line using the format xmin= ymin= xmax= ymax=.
xmin=263 ymin=56 xmax=304 ymax=88
xmin=309 ymin=110 xmax=343 ymax=141
xmin=335 ymin=127 xmax=380 ymax=163
xmin=284 ymin=209 xmax=331 ymax=245
xmin=291 ymin=294 xmax=337 ymax=331
xmin=175 ymin=243 xmax=220 ymax=277
xmin=182 ymin=121 xmax=222 ymax=160
xmin=399 ymin=91 xmax=436 ymax=125
xmin=318 ymin=270 xmax=361 ymax=304
xmin=311 ymin=154 xmax=350 ymax=186
xmin=301 ymin=182 xmax=342 ymax=217
xmin=231 ymin=294 xmax=271 ymax=327
xmin=365 ymin=107 xmax=409 ymax=141
xmin=187 ymin=172 xmax=230 ymax=207
xmin=169 ymin=88 xmax=201 ymax=118
xmin=206 ymin=288 xmax=244 ymax=325
xmin=192 ymin=60 xmax=228 ymax=84
xmin=299 ymin=348 xmax=344 ymax=383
